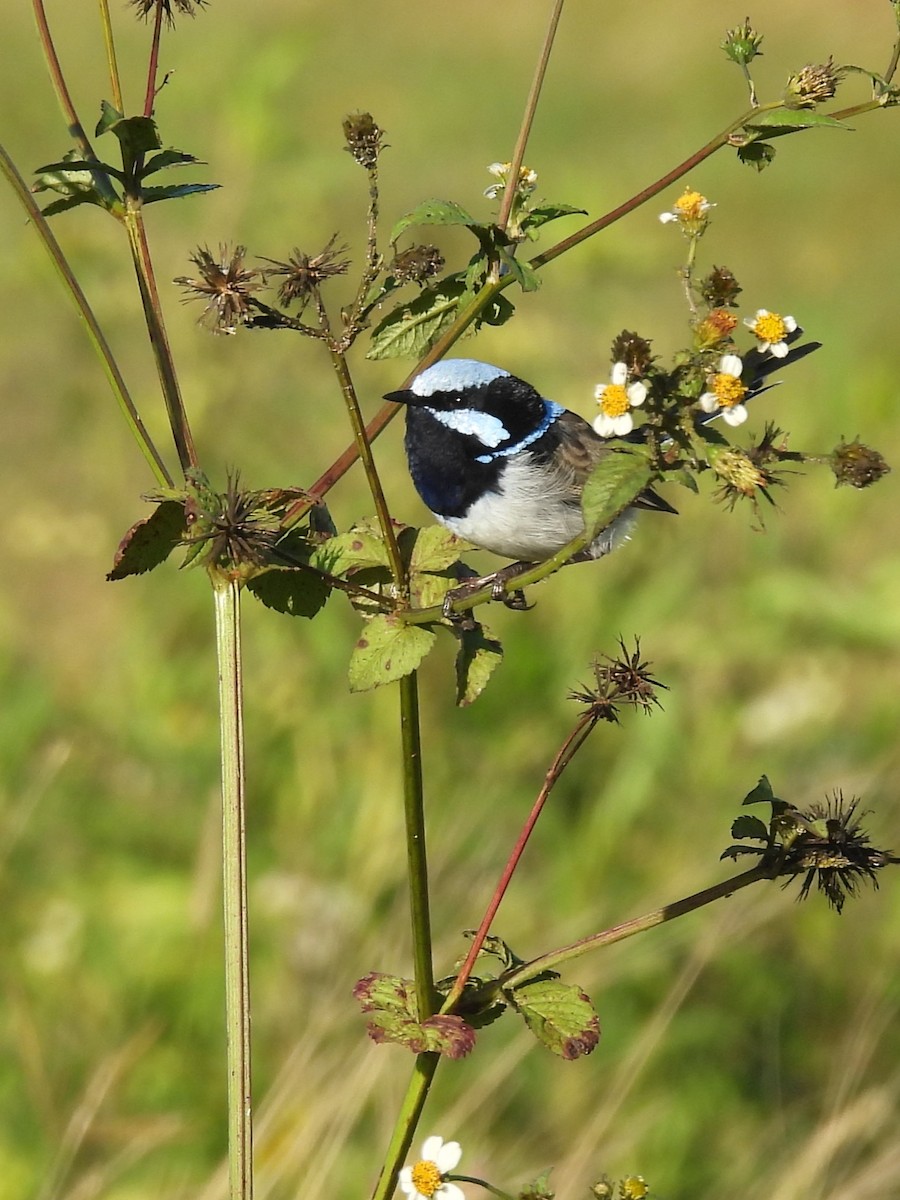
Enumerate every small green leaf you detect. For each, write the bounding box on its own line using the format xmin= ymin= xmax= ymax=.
xmin=353 ymin=972 xmax=476 ymax=1058
xmin=100 ymin=112 xmax=163 ymax=157
xmin=142 ymin=183 xmax=220 ymax=204
xmin=107 ymin=500 xmax=186 ymax=581
xmin=737 ymin=141 xmax=776 ymax=171
xmin=390 ymin=198 xmax=478 ymax=244
xmin=348 ymin=615 xmax=437 ymax=691
xmin=95 ymin=100 xmax=125 ymax=137
xmin=366 ymin=278 xmax=466 ymax=360
xmin=246 ymin=567 xmax=330 ymax=618
xmin=731 ymin=813 xmax=770 ymax=842
xmin=454 ymin=623 xmax=503 ymax=706
xmin=743 ymin=775 xmax=775 ymax=806
xmin=139 ymin=149 xmax=202 ymax=177
xmin=506 ymin=976 xmax=600 ymax=1060
xmin=580 ymin=448 xmax=654 ymax=540
xmin=521 ymin=202 xmax=587 ymax=235
xmin=745 ymin=107 xmax=850 ymax=131
xmin=497 ymin=248 xmax=541 ymax=293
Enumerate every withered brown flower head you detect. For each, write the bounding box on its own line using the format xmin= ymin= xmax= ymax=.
xmin=175 ymin=244 xmax=261 ymax=334
xmin=788 ymin=794 xmax=896 ymax=913
xmin=188 ymin=474 xmax=281 ymax=572
xmin=570 ymin=638 xmax=665 ymax=723
xmin=609 ymin=331 xmax=654 ymax=377
xmin=342 ymin=112 xmax=386 ymax=170
xmin=390 ymin=245 xmax=444 ymax=287
xmin=130 ymin=0 xmax=207 ymax=26
xmin=714 ymin=424 xmax=803 ymax=512
xmin=830 ymin=437 xmax=891 ymax=489
xmin=700 ymin=265 xmax=742 ymax=309
xmin=261 ymin=235 xmax=350 ymax=311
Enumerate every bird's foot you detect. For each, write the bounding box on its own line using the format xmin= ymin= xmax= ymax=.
xmin=441 ymin=562 xmax=534 ymax=620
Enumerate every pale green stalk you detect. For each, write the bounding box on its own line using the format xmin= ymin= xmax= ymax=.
xmin=213 ymin=576 xmax=253 ymax=1200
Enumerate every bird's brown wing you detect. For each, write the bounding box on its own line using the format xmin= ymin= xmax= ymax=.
xmin=550 ymin=409 xmax=677 ymax=514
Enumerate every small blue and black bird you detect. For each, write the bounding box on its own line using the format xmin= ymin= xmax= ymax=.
xmin=385 ymin=344 xmax=818 ymax=601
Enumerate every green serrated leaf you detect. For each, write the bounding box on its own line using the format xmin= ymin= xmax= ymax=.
xmin=104 ymin=113 xmax=162 ymax=157
xmin=367 ymin=278 xmax=465 ymax=360
xmin=745 ymin=107 xmax=850 ymax=131
xmin=139 ymin=149 xmax=201 ymax=177
xmin=246 ymin=567 xmax=330 ymax=619
xmin=142 ymin=183 xmax=220 ymax=204
xmin=348 ymin=615 xmax=437 ymax=691
xmin=743 ymin=775 xmax=775 ymax=806
xmin=737 ymin=141 xmax=776 ymax=171
xmin=580 ymin=448 xmax=654 ymax=540
xmin=34 ymin=158 xmax=125 ymax=183
xmin=352 ymin=972 xmax=476 ymax=1058
xmin=107 ymin=500 xmax=186 ymax=581
xmin=521 ymin=201 xmax=587 ymax=235
xmin=409 ymin=525 xmax=468 ymax=574
xmin=390 ymin=198 xmax=478 ymax=244
xmin=39 ymin=194 xmax=105 ymax=217
xmin=454 ymin=623 xmax=503 ymax=706
xmin=731 ymin=813 xmax=770 ymax=842
xmin=506 ymin=977 xmax=600 ymax=1060
xmin=311 ymin=529 xmax=391 ymax=576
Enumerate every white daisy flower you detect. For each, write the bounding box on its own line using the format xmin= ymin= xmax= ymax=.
xmin=593 ymin=361 xmax=647 ymax=438
xmin=399 ymin=1136 xmax=465 ymax=1200
xmin=744 ymin=308 xmax=798 ymax=358
xmin=699 ymin=353 xmax=749 ymax=427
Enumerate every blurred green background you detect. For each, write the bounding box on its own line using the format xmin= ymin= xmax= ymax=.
xmin=2 ymin=2 xmax=899 ymax=1198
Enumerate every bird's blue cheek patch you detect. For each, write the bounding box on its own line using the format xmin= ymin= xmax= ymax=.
xmin=427 ymin=406 xmax=510 ymax=449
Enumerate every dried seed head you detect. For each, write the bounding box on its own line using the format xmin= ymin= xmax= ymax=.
xmin=130 ymin=0 xmax=206 ymax=25
xmin=175 ymin=244 xmax=261 ymax=334
xmin=342 ymin=112 xmax=386 ymax=169
xmin=390 ymin=245 xmax=445 ymax=286
xmin=830 ymin=437 xmax=891 ymax=489
xmin=700 ymin=265 xmax=743 ymax=309
xmin=609 ymin=330 xmax=654 ymax=377
xmin=695 ymin=308 xmax=738 ymax=348
xmin=261 ymin=235 xmax=350 ymax=310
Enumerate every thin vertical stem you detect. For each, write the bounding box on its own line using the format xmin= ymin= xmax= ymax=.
xmin=497 ymin=0 xmax=566 ymax=234
xmin=399 ymin=672 xmax=435 ymax=1018
xmin=96 ymin=0 xmax=124 ymax=114
xmin=370 ymin=1052 xmax=440 ymax=1200
xmin=213 ymin=577 xmax=253 ymax=1200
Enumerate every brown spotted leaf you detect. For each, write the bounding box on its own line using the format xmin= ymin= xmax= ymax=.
xmin=506 ymin=976 xmax=600 ymax=1059
xmin=353 ymin=972 xmax=475 ymax=1058
xmin=107 ymin=500 xmax=186 ymax=581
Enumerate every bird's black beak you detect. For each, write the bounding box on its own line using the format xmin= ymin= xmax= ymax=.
xmin=384 ymin=387 xmax=420 ymax=407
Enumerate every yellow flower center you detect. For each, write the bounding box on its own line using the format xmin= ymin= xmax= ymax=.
xmin=712 ymin=373 xmax=747 ymax=409
xmin=674 ymin=188 xmax=708 ymax=220
xmin=752 ymin=311 xmax=787 ymax=343
xmin=600 ymin=383 xmax=629 ymax=417
xmin=411 ymin=1161 xmax=443 ymax=1197
xmin=621 ymin=1177 xmax=649 ymax=1200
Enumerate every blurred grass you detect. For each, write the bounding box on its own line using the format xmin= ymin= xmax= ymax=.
xmin=1 ymin=1 xmax=899 ymax=1198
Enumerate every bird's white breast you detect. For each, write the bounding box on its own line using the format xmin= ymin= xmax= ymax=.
xmin=437 ymin=454 xmax=636 ymax=562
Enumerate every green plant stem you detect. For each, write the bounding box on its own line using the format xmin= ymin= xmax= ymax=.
xmin=31 ymin=0 xmax=120 ymax=208
xmin=496 ymin=0 xmax=566 ymax=235
xmin=501 ymin=863 xmax=773 ymax=990
xmin=124 ymin=205 xmax=199 ymax=472
xmin=328 ymin=349 xmax=405 ymax=586
xmin=212 ymin=575 xmax=254 ymax=1200
xmin=96 ymin=0 xmax=124 ymax=113
xmin=0 ymin=142 xmax=173 ymax=486
xmin=143 ymin=3 xmax=165 ymax=118
xmin=370 ymin=1052 xmax=440 ymax=1200
xmin=442 ymin=709 xmax=596 ymax=1011
xmin=399 ymin=671 xmax=436 ymax=1018
xmin=452 ymin=1178 xmax=516 ymax=1200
